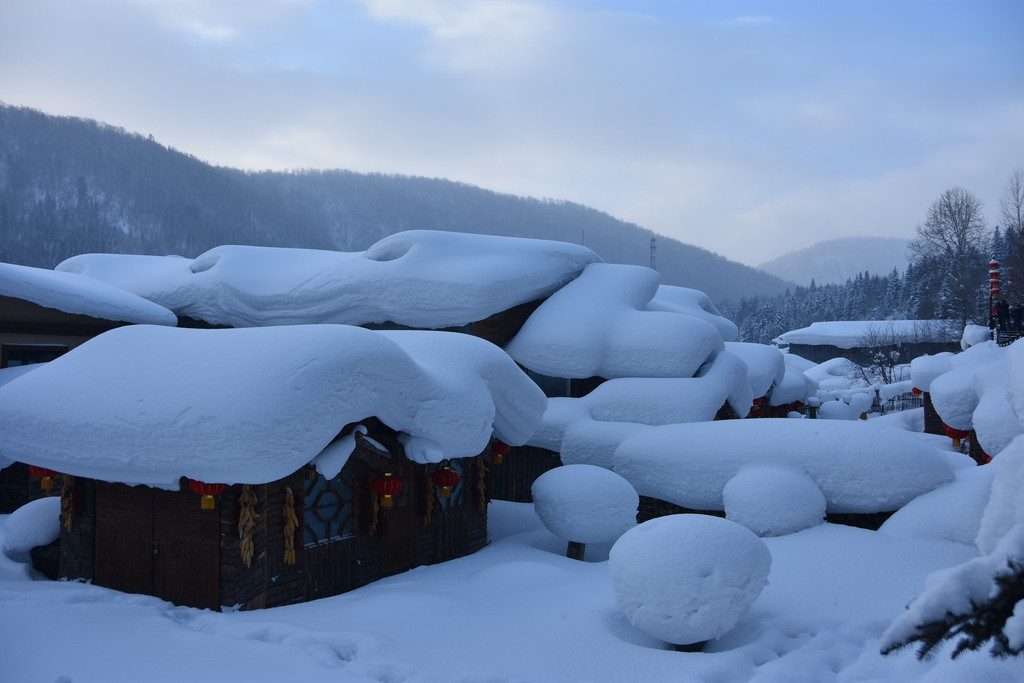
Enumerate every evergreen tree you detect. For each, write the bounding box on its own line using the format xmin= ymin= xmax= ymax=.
xmin=882 ymin=558 xmax=1024 ymax=660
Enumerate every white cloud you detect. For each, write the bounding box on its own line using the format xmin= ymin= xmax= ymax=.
xmin=354 ymin=0 xmax=559 ymax=72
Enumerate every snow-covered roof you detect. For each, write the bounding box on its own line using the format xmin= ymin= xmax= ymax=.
xmin=0 ymin=261 xmax=177 ymax=326
xmin=927 ymin=341 xmax=1024 ymax=456
xmin=724 ymin=341 xmax=785 ymax=399
xmin=504 ymin=263 xmax=725 ymax=379
xmin=56 ymin=230 xmax=601 ymax=329
xmin=0 ymin=324 xmax=546 ymax=488
xmin=647 ymin=285 xmax=738 ymax=342
xmin=774 ymin=320 xmax=959 ymax=349
xmin=528 ymin=351 xmax=753 ymax=468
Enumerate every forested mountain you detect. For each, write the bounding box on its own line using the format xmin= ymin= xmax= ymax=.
xmin=721 ymin=253 xmax=999 ymax=344
xmin=758 ymin=236 xmax=911 ymax=286
xmin=0 ymin=105 xmax=793 ymax=304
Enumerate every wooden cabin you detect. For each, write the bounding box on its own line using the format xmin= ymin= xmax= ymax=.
xmin=58 ymin=420 xmax=497 ymax=611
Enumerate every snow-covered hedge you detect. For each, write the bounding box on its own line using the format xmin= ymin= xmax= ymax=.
xmin=614 ymin=419 xmax=954 ymax=514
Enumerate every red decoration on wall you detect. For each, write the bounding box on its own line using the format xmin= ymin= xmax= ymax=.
xmin=188 ymin=479 xmax=228 ymax=510
xmin=431 ymin=465 xmax=461 ymax=498
xmin=372 ymin=472 xmax=403 ymax=508
xmin=491 ymin=440 xmax=511 ymax=464
xmin=942 ymin=423 xmax=970 ymax=448
xmin=29 ymin=465 xmax=58 ymax=490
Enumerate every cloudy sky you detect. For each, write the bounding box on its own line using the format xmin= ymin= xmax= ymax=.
xmin=2 ymin=0 xmax=1022 ymax=266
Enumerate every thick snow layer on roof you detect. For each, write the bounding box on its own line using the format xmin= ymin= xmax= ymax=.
xmin=0 ymin=325 xmax=545 ymax=488
xmin=769 ymin=365 xmax=817 ymax=406
xmin=527 ymin=352 xmax=753 ymax=464
xmin=775 ymin=320 xmax=958 ymax=348
xmin=504 ymin=263 xmax=724 ymax=379
xmin=817 ymin=392 xmax=873 ymax=420
xmin=961 ymin=324 xmax=993 ymax=349
xmin=647 ymin=285 xmax=738 ymax=341
xmin=910 ymin=352 xmax=954 ymax=393
xmin=613 ymin=420 xmax=955 ymax=514
xmin=724 ymin=341 xmax=785 ymax=399
xmin=531 ymin=465 xmax=637 ymax=544
xmin=0 ymin=261 xmax=176 ymax=326
xmin=609 ymin=515 xmax=771 ymax=645
xmin=57 ymin=230 xmax=601 ymax=329
xmin=928 ymin=343 xmax=1024 ymax=455
xmin=804 ymin=357 xmax=861 ymax=392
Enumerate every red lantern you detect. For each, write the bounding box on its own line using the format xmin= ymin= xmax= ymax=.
xmin=942 ymin=423 xmax=970 ymax=448
xmin=371 ymin=472 xmax=403 ymax=508
xmin=188 ymin=479 xmax=228 ymax=510
xmin=491 ymin=440 xmax=511 ymax=465
xmin=29 ymin=465 xmax=59 ymax=491
xmin=990 ymin=279 xmax=1001 ymax=287
xmin=431 ymin=465 xmax=460 ymax=498
xmin=991 ymin=288 xmax=1001 ymax=296
xmin=990 ymin=260 xmax=1000 ymax=270
xmin=911 ymin=387 xmax=922 ymax=396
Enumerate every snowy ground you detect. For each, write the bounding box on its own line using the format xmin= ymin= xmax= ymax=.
xmin=1 ymin=423 xmax=1020 ymax=682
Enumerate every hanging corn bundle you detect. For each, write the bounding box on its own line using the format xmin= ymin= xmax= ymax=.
xmin=238 ymin=484 xmax=258 ymax=568
xmin=475 ymin=458 xmax=488 ymax=513
xmin=283 ymin=487 xmax=299 ymax=566
xmin=61 ymin=474 xmax=75 ymax=533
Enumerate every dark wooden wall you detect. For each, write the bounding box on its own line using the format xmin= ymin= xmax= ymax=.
xmin=59 ymin=448 xmax=491 ymax=610
xmin=922 ymin=392 xmax=945 ymax=436
xmin=488 ymin=445 xmax=562 ymax=503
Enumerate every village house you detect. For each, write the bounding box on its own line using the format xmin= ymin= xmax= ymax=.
xmin=773 ymin=319 xmax=961 ymax=366
xmin=0 ymin=323 xmax=545 ymax=610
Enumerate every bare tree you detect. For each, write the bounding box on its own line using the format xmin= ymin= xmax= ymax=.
xmin=856 ymin=321 xmax=954 ymax=385
xmin=1001 ymin=167 xmax=1024 ymax=233
xmin=909 ymin=187 xmax=989 ymax=328
xmin=999 ymin=168 xmax=1024 ymax=303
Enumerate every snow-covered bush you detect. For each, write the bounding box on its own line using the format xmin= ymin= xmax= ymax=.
xmin=817 ymin=392 xmax=873 ymax=420
xmin=723 ymin=465 xmax=826 ymax=536
xmin=882 ymin=340 xmax=1024 ymax=660
xmin=609 ymin=514 xmax=771 ymax=647
xmin=2 ymin=497 xmax=61 ymax=563
xmin=532 ymin=465 xmax=637 ymax=559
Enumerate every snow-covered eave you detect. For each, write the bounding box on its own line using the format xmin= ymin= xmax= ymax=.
xmin=56 ymin=231 xmax=602 ymax=330
xmin=777 ymin=320 xmax=960 ymax=349
xmin=0 ymin=261 xmax=177 ymax=327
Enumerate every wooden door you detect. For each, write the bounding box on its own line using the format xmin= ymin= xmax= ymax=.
xmin=153 ymin=488 xmax=221 ymax=610
xmin=94 ymin=482 xmax=154 ymax=597
xmin=93 ymin=481 xmax=220 ymax=610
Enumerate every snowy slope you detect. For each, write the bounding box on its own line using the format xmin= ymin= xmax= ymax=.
xmin=757 ymin=236 xmax=910 ymax=286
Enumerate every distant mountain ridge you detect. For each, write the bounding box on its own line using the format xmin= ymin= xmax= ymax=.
xmin=0 ymin=105 xmax=794 ymax=303
xmin=758 ymin=237 xmax=910 ymax=286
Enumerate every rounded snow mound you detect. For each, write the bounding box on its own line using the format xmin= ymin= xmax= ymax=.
xmin=723 ymin=465 xmax=826 ymax=536
xmin=3 ymin=496 xmax=61 ymax=561
xmin=531 ymin=465 xmax=638 ymax=544
xmin=614 ymin=420 xmax=954 ymax=515
xmin=609 ymin=514 xmax=771 ymax=646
